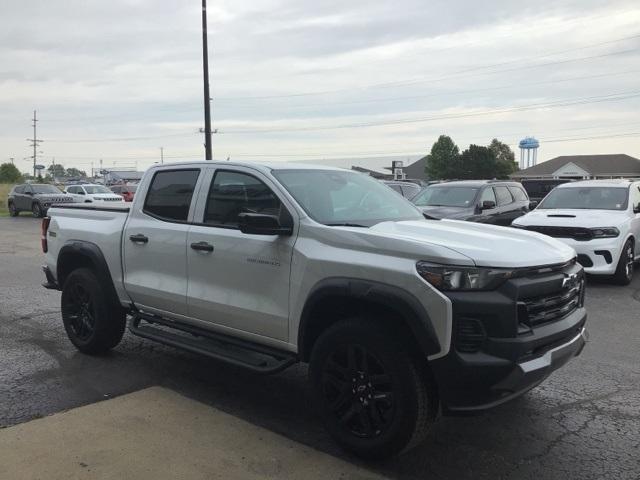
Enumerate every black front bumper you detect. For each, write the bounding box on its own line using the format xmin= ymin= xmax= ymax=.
xmin=430 ymin=261 xmax=588 ymax=413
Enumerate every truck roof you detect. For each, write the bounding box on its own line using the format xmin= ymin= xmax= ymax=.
xmin=150 ymin=160 xmax=346 ymax=173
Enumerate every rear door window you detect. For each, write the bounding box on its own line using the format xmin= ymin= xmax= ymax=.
xmin=494 ymin=186 xmax=513 ymax=206
xmin=143 ymin=169 xmax=200 ymax=222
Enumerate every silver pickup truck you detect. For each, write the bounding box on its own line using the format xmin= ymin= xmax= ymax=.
xmin=42 ymin=161 xmax=588 ymax=458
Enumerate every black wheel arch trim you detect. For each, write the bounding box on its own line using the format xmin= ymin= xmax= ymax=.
xmin=56 ymin=240 xmax=121 ymax=307
xmin=298 ymin=277 xmax=441 ymax=361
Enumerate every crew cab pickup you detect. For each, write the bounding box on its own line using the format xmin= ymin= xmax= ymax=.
xmin=42 ymin=162 xmax=588 ymax=458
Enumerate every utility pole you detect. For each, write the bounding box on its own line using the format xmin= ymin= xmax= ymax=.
xmin=202 ymin=0 xmax=213 ymax=160
xmin=160 ymin=147 xmax=164 ymax=164
xmin=27 ymin=110 xmax=43 ymax=177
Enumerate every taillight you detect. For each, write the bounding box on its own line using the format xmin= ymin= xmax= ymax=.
xmin=41 ymin=217 xmax=51 ymax=253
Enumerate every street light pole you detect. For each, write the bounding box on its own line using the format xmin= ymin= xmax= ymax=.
xmin=201 ymin=0 xmax=213 ymax=160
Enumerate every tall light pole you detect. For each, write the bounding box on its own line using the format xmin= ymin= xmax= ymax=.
xmin=160 ymin=146 xmax=164 ymax=164
xmin=202 ymin=0 xmax=213 ymax=160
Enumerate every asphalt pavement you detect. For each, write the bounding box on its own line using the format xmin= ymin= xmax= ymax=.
xmin=1 ymin=216 xmax=639 ymax=480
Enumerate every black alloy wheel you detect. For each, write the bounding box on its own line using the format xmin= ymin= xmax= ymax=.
xmin=322 ymin=343 xmax=395 ymax=438
xmin=62 ymin=283 xmax=97 ymax=342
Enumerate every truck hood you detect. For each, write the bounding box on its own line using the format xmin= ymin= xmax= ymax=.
xmin=369 ymin=219 xmax=575 ymax=268
xmin=513 ymin=209 xmax=629 ymax=228
xmin=418 ymin=205 xmax=473 ymax=220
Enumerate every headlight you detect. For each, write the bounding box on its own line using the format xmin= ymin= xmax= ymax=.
xmin=590 ymin=227 xmax=619 ymax=238
xmin=416 ymin=261 xmax=513 ymax=291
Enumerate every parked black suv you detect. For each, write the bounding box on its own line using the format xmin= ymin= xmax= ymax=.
xmin=412 ymin=180 xmax=533 ymax=226
xmin=520 ymin=178 xmax=573 ymax=203
xmin=7 ymin=183 xmax=73 ymax=217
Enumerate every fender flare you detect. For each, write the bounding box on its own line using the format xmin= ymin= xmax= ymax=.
xmin=298 ymin=277 xmax=442 ymax=361
xmin=57 ymin=240 xmax=120 ymax=307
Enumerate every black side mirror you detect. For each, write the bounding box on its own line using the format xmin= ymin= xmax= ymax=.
xmin=238 ymin=212 xmax=293 ymax=236
xmin=634 ymin=203 xmax=640 ymax=214
xmin=481 ymin=200 xmax=496 ymax=210
xmin=529 ymin=200 xmax=538 ymax=210
xmin=25 ymin=191 xmax=33 ymax=196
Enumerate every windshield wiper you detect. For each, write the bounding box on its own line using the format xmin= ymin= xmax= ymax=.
xmin=325 ymin=222 xmax=368 ymax=228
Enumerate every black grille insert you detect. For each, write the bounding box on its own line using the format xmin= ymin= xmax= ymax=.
xmin=577 ymin=254 xmax=593 ymax=267
xmin=519 ymin=276 xmax=584 ymax=327
xmin=524 ymin=226 xmax=593 ymax=241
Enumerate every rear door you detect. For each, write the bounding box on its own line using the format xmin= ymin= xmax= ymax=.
xmin=21 ymin=184 xmax=33 ymax=210
xmin=123 ymin=168 xmax=203 ymax=317
xmin=186 ymin=166 xmax=297 ymax=341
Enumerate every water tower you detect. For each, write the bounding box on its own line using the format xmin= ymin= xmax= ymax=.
xmin=519 ymin=137 xmax=539 ymax=170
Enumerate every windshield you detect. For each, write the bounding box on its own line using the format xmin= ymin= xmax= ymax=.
xmin=412 ymin=186 xmax=478 ymax=208
xmin=84 ymin=185 xmax=111 ymax=194
xmin=32 ymin=185 xmax=61 ymax=194
xmin=538 ymin=187 xmax=628 ymax=210
xmin=273 ymin=169 xmax=423 ymax=227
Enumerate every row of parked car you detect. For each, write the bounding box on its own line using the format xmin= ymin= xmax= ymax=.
xmin=7 ymin=183 xmax=138 ymax=217
xmin=382 ymin=177 xmax=640 ymax=285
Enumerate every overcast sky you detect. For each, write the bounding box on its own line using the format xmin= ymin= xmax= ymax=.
xmin=1 ymin=0 xmax=639 ymax=174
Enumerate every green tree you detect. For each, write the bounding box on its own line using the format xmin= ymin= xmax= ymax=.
xmin=47 ymin=164 xmax=66 ymax=178
xmin=459 ymin=145 xmax=499 ymax=179
xmin=0 ymin=163 xmax=23 ymax=183
xmin=425 ymin=135 xmax=461 ymax=179
xmin=65 ymin=167 xmax=87 ymax=178
xmin=488 ymin=138 xmax=518 ymax=177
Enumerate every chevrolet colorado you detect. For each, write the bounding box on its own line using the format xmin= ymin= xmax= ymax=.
xmin=42 ymin=162 xmax=588 ymax=458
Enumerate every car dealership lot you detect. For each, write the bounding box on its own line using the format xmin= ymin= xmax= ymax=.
xmin=1 ymin=216 xmax=639 ymax=479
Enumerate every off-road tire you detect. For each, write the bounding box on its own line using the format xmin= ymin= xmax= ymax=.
xmin=309 ymin=317 xmax=437 ymax=459
xmin=612 ymin=239 xmax=634 ymax=285
xmin=61 ymin=268 xmax=126 ymax=354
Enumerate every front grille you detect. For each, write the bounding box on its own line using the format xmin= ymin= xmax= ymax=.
xmin=519 ymin=276 xmax=584 ymax=327
xmin=524 ymin=225 xmax=593 ymax=241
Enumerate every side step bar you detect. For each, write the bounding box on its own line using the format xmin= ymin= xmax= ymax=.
xmin=129 ymin=312 xmax=297 ymax=374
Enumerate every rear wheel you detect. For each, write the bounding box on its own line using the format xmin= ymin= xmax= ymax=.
xmin=309 ymin=318 xmax=437 ymax=459
xmin=32 ymin=202 xmax=42 ymax=218
xmin=612 ymin=240 xmax=634 ymax=285
xmin=8 ymin=202 xmax=19 ymax=217
xmin=61 ymin=268 xmax=126 ymax=354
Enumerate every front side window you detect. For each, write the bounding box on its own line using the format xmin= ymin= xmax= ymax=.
xmin=273 ymin=169 xmax=422 ymax=227
xmin=479 ymin=187 xmax=497 ymax=205
xmin=538 ymin=187 xmax=629 ymax=210
xmin=203 ymin=170 xmax=282 ymax=228
xmin=401 ymin=184 xmax=421 ymax=199
xmin=494 ymin=186 xmax=513 ymax=206
xmin=143 ymin=169 xmax=200 ymax=222
xmin=14 ymin=185 xmax=25 ymax=194
xmin=412 ymin=186 xmax=478 ymax=208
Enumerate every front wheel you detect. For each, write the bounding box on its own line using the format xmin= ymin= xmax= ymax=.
xmin=8 ymin=202 xmax=19 ymax=217
xmin=32 ymin=202 xmax=42 ymax=218
xmin=612 ymin=240 xmax=634 ymax=285
xmin=61 ymin=268 xmax=126 ymax=354
xmin=309 ymin=318 xmax=437 ymax=459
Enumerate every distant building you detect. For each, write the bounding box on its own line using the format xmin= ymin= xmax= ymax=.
xmin=351 ymin=158 xmax=428 ymax=181
xmin=512 ymin=154 xmax=640 ymax=180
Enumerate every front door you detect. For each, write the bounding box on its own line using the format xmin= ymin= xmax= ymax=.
xmin=186 ymin=167 xmax=296 ymax=341
xmin=123 ymin=168 xmax=203 ymax=317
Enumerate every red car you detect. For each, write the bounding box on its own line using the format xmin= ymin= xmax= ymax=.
xmin=109 ymin=184 xmax=137 ymax=202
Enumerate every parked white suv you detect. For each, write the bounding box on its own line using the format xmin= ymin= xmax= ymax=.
xmin=65 ymin=184 xmax=124 ymax=203
xmin=513 ymin=179 xmax=640 ymax=284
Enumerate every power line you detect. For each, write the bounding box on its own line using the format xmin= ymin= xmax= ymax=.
xmin=218 ymin=89 xmax=640 ymax=134
xmin=217 ymin=33 xmax=640 ymax=101
xmin=44 ymin=131 xmax=199 ymax=144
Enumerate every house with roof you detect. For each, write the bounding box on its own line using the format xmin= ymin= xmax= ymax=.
xmin=511 ymin=154 xmax=640 ymax=180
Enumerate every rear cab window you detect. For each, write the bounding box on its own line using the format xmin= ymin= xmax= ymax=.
xmin=143 ymin=169 xmax=200 ymax=222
